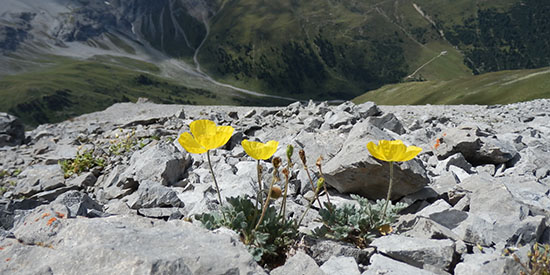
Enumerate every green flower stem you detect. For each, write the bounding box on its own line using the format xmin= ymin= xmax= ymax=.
xmin=280 ymin=171 xmax=290 ymax=221
xmin=316 ymin=163 xmax=332 ymax=212
xmin=256 ymin=160 xmax=263 ymax=209
xmin=255 ymin=176 xmax=277 ymax=230
xmin=297 ymin=186 xmax=320 ymax=227
xmin=207 ymin=150 xmax=224 ymax=208
xmin=302 ymin=163 xmax=323 ymax=209
xmin=381 ymin=161 xmax=394 ymax=221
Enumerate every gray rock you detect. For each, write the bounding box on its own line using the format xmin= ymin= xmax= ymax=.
xmin=430 ymin=210 xmax=495 ymax=246
xmin=29 ymin=186 xmax=79 ymax=202
xmin=434 ymin=125 xmax=518 ymax=165
xmin=454 ymin=253 xmax=522 ymax=275
xmin=138 ymin=207 xmax=184 ymax=220
xmin=396 ymin=215 xmax=461 ymax=241
xmin=307 ymin=237 xmax=373 ymax=266
xmin=501 ymin=176 xmax=550 ymax=217
xmin=320 ymin=256 xmax=361 ymax=275
xmin=324 ymin=121 xmax=428 ymax=200
xmin=458 ymin=174 xmax=544 ymax=245
xmin=72 ymin=101 xmax=187 ymax=129
xmin=435 ymin=153 xmax=473 ymax=174
xmin=322 ymin=110 xmax=356 ymax=129
xmin=476 ymin=164 xmax=496 ymax=176
xmin=42 ymin=144 xmax=78 ymax=164
xmin=98 ymin=165 xmax=138 ymax=200
xmin=355 ymin=101 xmax=381 ymax=118
xmin=417 ymin=199 xmax=452 ymax=218
xmin=370 ymin=235 xmax=455 ymax=271
xmin=120 ymin=142 xmax=190 ymax=186
xmin=271 ymin=251 xmax=325 ymax=275
xmin=5 ymin=215 xmax=265 ymax=274
xmin=303 ymin=117 xmax=323 ymax=131
xmin=67 ymin=172 xmax=97 ymax=188
xmin=52 ymin=190 xmax=104 ymax=218
xmin=126 ymin=181 xmax=184 ymax=209
xmin=364 ymin=254 xmax=438 ymax=275
xmin=430 ymin=172 xmax=459 ymax=196
xmin=448 ymin=165 xmax=472 ymax=182
xmin=0 ymin=112 xmax=25 ymax=146
xmin=13 ymin=165 xmax=65 ymax=197
xmin=367 ymin=113 xmax=406 ymax=135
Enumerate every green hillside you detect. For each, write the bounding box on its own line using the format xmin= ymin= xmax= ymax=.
xmin=416 ymin=0 xmax=550 ymax=74
xmin=0 ymin=55 xmax=278 ymax=127
xmin=353 ymin=67 xmax=550 ymax=105
xmin=198 ymin=0 xmax=470 ymax=100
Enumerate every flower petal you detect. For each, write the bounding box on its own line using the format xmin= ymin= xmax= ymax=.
xmin=367 ymin=141 xmax=388 ymax=162
xmin=399 ymin=145 xmax=422 ymax=161
xmin=242 ymin=139 xmax=279 ymax=160
xmin=178 ymin=132 xmax=207 ymax=154
xmin=190 ymin=120 xmax=234 ymax=150
xmin=368 ymin=140 xmax=420 ymax=162
xmin=190 ymin=120 xmax=217 ymax=149
xmin=212 ymin=125 xmax=234 ymax=148
xmin=190 ymin=120 xmax=217 ymax=137
xmin=376 ymin=140 xmax=404 ymax=162
xmin=262 ymin=140 xmax=279 ymax=159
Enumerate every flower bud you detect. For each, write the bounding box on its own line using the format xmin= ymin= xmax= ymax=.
xmin=270 ymin=186 xmax=282 ymax=199
xmin=286 ymin=145 xmax=294 ymax=161
xmin=316 ymin=177 xmax=325 ymax=191
xmin=299 ymin=149 xmax=306 ymax=165
xmin=272 ymin=157 xmax=282 ymax=169
xmin=316 ymin=156 xmax=323 ymax=168
xmin=282 ymin=168 xmax=290 ymax=178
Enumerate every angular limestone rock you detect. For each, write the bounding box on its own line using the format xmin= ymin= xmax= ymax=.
xmin=324 ymin=121 xmax=428 ymax=199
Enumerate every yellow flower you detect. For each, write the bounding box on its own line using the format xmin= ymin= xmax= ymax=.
xmin=367 ymin=140 xmax=422 ymax=162
xmin=242 ymin=139 xmax=278 ymax=160
xmin=178 ymin=120 xmax=234 ymax=154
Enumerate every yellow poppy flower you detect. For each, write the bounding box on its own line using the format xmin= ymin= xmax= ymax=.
xmin=367 ymin=140 xmax=422 ymax=162
xmin=242 ymin=139 xmax=279 ymax=160
xmin=178 ymin=120 xmax=234 ymax=154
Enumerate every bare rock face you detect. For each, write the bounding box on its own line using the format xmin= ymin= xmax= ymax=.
xmin=120 ymin=142 xmax=191 ymax=186
xmin=4 ymin=212 xmax=265 ymax=274
xmin=0 ymin=113 xmax=25 ymax=146
xmin=324 ymin=120 xmax=429 ymax=200
xmin=434 ymin=125 xmax=518 ymax=165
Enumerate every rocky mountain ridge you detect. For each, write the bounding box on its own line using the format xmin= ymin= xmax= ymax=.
xmin=0 ymin=98 xmax=549 ymax=274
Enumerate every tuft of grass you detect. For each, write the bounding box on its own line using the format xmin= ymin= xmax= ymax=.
xmin=108 ymin=129 xmax=138 ymax=156
xmin=59 ymin=149 xmax=105 ymax=178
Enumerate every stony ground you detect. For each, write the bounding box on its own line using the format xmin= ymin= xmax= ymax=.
xmin=0 ymin=98 xmax=549 ymax=274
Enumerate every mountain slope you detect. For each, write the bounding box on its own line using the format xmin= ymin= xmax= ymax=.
xmin=0 ymin=55 xmax=286 ymax=127
xmin=198 ymin=0 xmax=472 ymax=100
xmin=2 ymin=0 xmax=550 ymax=126
xmin=353 ymin=67 xmax=550 ymax=105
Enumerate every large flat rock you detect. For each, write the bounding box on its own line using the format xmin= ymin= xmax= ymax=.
xmin=1 ymin=215 xmax=265 ymax=275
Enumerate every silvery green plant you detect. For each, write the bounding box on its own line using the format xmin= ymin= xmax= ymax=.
xmin=196 ymin=196 xmax=297 ymax=267
xmin=313 ymin=195 xmax=406 ymax=248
